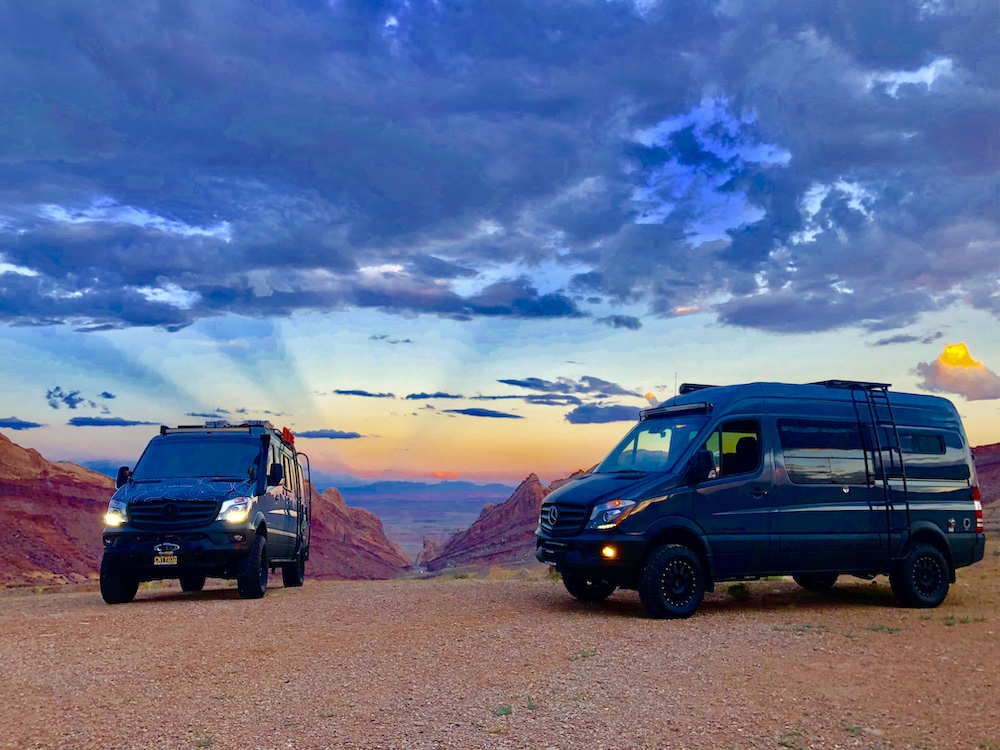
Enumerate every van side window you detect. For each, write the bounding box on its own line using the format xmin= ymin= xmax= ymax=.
xmin=899 ymin=432 xmax=945 ymax=455
xmin=281 ymin=453 xmax=293 ymax=492
xmin=778 ymin=419 xmax=867 ymax=484
xmin=702 ymin=420 xmax=761 ymax=478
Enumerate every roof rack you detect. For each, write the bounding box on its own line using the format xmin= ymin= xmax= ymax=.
xmin=678 ymin=383 xmax=719 ymax=394
xmin=811 ymin=380 xmax=892 ymax=390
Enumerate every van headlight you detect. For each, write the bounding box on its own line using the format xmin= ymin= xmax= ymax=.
xmin=103 ymin=500 xmax=128 ymax=527
xmin=217 ymin=497 xmax=253 ymax=524
xmin=586 ymin=499 xmax=636 ymax=530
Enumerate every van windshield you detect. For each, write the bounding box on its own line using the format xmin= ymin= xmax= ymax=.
xmin=594 ymin=416 xmax=708 ymax=474
xmin=132 ymin=437 xmax=262 ymax=481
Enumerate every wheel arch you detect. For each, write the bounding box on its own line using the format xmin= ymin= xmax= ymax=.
xmin=907 ymin=522 xmax=956 ymax=582
xmin=642 ymin=520 xmax=716 ymax=592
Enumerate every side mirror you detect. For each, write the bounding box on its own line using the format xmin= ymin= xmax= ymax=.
xmin=267 ymin=462 xmax=284 ymax=487
xmin=685 ymin=450 xmax=716 ymax=485
xmin=115 ymin=466 xmax=131 ymax=489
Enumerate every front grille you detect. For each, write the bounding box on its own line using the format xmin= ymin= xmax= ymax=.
xmin=539 ymin=502 xmax=588 ymax=536
xmin=128 ymin=499 xmax=220 ymax=530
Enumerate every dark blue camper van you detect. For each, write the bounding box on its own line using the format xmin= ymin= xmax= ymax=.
xmin=100 ymin=421 xmax=311 ymax=603
xmin=536 ymin=381 xmax=986 ymax=618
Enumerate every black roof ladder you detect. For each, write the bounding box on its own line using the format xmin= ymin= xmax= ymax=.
xmin=842 ymin=382 xmax=912 ymax=563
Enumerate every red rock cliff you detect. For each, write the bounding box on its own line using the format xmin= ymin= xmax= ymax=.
xmin=421 ymin=473 xmax=550 ymax=571
xmin=0 ymin=431 xmax=115 ymax=586
xmin=306 ymin=486 xmax=410 ymax=579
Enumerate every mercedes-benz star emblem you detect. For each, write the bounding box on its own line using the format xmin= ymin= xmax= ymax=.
xmin=543 ymin=505 xmax=558 ymax=525
xmin=162 ymin=503 xmax=179 ymax=519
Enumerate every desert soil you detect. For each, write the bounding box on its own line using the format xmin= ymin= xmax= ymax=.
xmin=1 ymin=544 xmax=998 ymax=750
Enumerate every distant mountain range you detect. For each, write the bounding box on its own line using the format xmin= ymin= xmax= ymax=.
xmin=338 ymin=480 xmax=517 ymax=560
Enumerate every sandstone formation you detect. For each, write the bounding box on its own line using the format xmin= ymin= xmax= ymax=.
xmin=420 ymin=473 xmax=551 ymax=571
xmin=305 ymin=486 xmax=410 ymax=579
xmin=0 ymin=431 xmax=114 ymax=586
xmin=973 ymin=442 xmax=999 ymax=529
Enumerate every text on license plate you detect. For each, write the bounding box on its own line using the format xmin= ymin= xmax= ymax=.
xmin=153 ymin=554 xmax=178 ymax=566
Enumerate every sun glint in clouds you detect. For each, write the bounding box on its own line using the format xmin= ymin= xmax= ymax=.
xmin=914 ymin=343 xmax=1000 ymax=401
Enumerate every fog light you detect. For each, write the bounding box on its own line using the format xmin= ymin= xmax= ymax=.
xmin=103 ymin=536 xmax=114 ymax=547
xmin=600 ymin=545 xmax=617 ymax=559
xmin=232 ymin=534 xmax=245 ymax=542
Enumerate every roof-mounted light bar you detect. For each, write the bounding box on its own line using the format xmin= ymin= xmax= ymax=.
xmin=640 ymin=401 xmax=714 ymax=420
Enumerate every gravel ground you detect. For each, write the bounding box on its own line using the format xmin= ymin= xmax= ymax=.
xmin=1 ymin=545 xmax=997 ymax=750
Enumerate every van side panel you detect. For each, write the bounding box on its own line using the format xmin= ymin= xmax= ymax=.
xmin=765 ymin=395 xmax=884 ymax=573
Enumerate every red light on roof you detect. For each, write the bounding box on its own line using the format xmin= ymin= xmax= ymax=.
xmin=281 ymin=427 xmax=295 ymax=445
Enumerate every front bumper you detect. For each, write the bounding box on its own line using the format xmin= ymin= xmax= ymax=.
xmin=535 ymin=529 xmax=645 ymax=587
xmin=101 ymin=523 xmax=256 ymax=580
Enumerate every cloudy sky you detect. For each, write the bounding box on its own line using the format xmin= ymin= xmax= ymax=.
xmin=1 ymin=0 xmax=997 ymax=484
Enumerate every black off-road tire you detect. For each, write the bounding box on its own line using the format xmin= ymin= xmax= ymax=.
xmin=638 ymin=544 xmax=706 ymax=619
xmin=100 ymin=557 xmax=139 ymax=605
xmin=889 ymin=542 xmax=950 ymax=608
xmin=179 ymin=572 xmax=206 ymax=593
xmin=282 ymin=548 xmax=306 ymax=588
xmin=792 ymin=573 xmax=839 ymax=593
xmin=562 ymin=574 xmax=616 ymax=603
xmin=236 ymin=534 xmax=268 ymax=599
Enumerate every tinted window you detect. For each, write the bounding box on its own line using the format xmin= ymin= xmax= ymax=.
xmin=596 ymin=415 xmax=708 ymax=474
xmin=702 ymin=419 xmax=761 ymax=478
xmin=133 ymin=437 xmax=261 ymax=480
xmin=778 ymin=419 xmax=867 ymax=485
xmin=899 ymin=432 xmax=945 ymax=455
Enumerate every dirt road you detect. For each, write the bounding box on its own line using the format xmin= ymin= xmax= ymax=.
xmin=1 ymin=546 xmax=997 ymax=750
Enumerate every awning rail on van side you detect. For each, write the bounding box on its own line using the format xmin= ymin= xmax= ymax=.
xmin=640 ymin=402 xmax=713 ymax=420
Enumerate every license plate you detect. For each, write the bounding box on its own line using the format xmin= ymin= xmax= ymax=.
xmin=153 ymin=554 xmax=178 ymax=566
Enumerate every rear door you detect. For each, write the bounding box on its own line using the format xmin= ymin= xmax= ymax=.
xmin=693 ymin=418 xmax=773 ymax=576
xmin=770 ymin=418 xmax=881 ymax=572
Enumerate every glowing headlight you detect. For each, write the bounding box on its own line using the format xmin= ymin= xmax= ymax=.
xmin=217 ymin=497 xmax=253 ymax=524
xmin=103 ymin=501 xmax=127 ymax=527
xmin=586 ymin=499 xmax=636 ymax=530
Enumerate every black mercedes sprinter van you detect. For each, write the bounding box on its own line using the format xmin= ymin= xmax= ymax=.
xmin=536 ymin=381 xmax=985 ymax=618
xmin=100 ymin=420 xmax=311 ymax=603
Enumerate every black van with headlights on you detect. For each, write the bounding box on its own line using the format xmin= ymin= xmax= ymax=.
xmin=536 ymin=380 xmax=985 ymax=618
xmin=100 ymin=420 xmax=311 ymax=604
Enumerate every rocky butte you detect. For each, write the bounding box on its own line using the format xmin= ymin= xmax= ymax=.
xmin=416 ymin=471 xmax=585 ymax=571
xmin=0 ymin=431 xmax=409 ymax=587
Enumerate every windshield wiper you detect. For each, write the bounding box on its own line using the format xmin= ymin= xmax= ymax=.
xmin=606 ymin=469 xmax=647 ymax=475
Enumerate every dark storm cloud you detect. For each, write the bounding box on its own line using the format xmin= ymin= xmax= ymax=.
xmin=498 ymin=376 xmax=636 ymax=398
xmin=597 ymin=315 xmax=642 ymax=330
xmin=98 ymin=391 xmax=116 ymax=399
xmin=46 ymin=387 xmax=85 ymax=410
xmin=565 ymin=404 xmax=642 ymax=424
xmin=370 ymin=334 xmax=415 ymax=344
xmin=405 ymin=392 xmax=463 ymax=400
xmin=331 ymin=389 xmax=395 ymax=399
xmin=443 ymin=408 xmax=523 ymax=419
xmin=67 ymin=417 xmax=156 ymax=427
xmin=0 ymin=416 xmax=44 ymax=430
xmin=871 ymin=331 xmax=944 ymax=347
xmin=0 ymin=0 xmax=995 ymax=335
xmin=297 ymin=429 xmax=363 ymax=440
